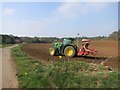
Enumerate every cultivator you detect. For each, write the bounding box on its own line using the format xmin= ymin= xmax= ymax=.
xmin=77 ymin=39 xmax=97 ymax=56
xmin=49 ymin=38 xmax=97 ymax=58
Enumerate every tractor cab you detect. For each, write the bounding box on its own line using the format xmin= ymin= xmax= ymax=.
xmin=63 ymin=38 xmax=74 ymax=45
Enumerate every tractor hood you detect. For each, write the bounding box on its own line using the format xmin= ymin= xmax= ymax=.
xmin=52 ymin=42 xmax=63 ymax=48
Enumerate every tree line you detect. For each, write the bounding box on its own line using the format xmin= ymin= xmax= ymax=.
xmin=0 ymin=34 xmax=61 ymax=44
xmin=0 ymin=34 xmax=22 ymax=44
xmin=0 ymin=30 xmax=119 ymax=44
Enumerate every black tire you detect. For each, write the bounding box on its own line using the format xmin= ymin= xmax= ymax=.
xmin=64 ymin=46 xmax=76 ymax=57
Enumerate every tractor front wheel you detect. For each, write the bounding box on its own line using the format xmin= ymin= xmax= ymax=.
xmin=49 ymin=47 xmax=56 ymax=56
xmin=64 ymin=46 xmax=76 ymax=57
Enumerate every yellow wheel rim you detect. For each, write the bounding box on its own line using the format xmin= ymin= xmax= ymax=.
xmin=66 ymin=49 xmax=73 ymax=56
xmin=50 ymin=48 xmax=55 ymax=55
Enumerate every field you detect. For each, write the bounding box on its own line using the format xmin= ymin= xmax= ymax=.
xmin=22 ymin=40 xmax=118 ymax=68
xmin=12 ymin=44 xmax=118 ymax=88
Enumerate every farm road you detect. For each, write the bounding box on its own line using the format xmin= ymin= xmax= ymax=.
xmin=0 ymin=45 xmax=18 ymax=89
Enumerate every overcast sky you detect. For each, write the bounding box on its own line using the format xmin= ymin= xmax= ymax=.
xmin=1 ymin=0 xmax=118 ymax=37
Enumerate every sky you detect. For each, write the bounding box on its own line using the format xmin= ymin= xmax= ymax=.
xmin=0 ymin=1 xmax=118 ymax=37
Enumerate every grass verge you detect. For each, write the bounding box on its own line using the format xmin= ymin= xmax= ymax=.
xmin=12 ymin=44 xmax=118 ymax=88
xmin=0 ymin=44 xmax=13 ymax=48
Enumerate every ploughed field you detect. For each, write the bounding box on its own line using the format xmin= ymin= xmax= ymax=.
xmin=22 ymin=40 xmax=118 ymax=68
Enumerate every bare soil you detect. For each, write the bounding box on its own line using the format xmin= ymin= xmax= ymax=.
xmin=22 ymin=40 xmax=118 ymax=68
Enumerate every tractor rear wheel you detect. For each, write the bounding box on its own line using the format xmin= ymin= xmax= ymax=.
xmin=49 ymin=47 xmax=56 ymax=56
xmin=64 ymin=46 xmax=76 ymax=57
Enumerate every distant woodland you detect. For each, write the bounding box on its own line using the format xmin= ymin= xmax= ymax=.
xmin=0 ymin=30 xmax=119 ymax=44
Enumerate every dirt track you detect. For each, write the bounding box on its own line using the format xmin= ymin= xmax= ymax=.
xmin=1 ymin=45 xmax=18 ymax=88
xmin=22 ymin=40 xmax=118 ymax=68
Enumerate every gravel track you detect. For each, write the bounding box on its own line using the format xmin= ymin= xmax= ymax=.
xmin=0 ymin=45 xmax=18 ymax=89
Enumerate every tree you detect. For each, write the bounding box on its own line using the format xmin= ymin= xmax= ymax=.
xmin=118 ymin=29 xmax=120 ymax=40
xmin=109 ymin=31 xmax=118 ymax=40
xmin=32 ymin=37 xmax=40 ymax=43
xmin=1 ymin=35 xmax=15 ymax=44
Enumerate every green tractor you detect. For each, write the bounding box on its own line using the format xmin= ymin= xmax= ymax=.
xmin=49 ymin=38 xmax=78 ymax=57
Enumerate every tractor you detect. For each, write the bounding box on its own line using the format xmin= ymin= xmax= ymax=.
xmin=49 ymin=38 xmax=97 ymax=58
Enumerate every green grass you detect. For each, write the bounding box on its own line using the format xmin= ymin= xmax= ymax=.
xmin=12 ymin=44 xmax=118 ymax=88
xmin=0 ymin=44 xmax=13 ymax=48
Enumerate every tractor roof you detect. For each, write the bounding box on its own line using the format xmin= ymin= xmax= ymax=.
xmin=64 ymin=38 xmax=75 ymax=41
